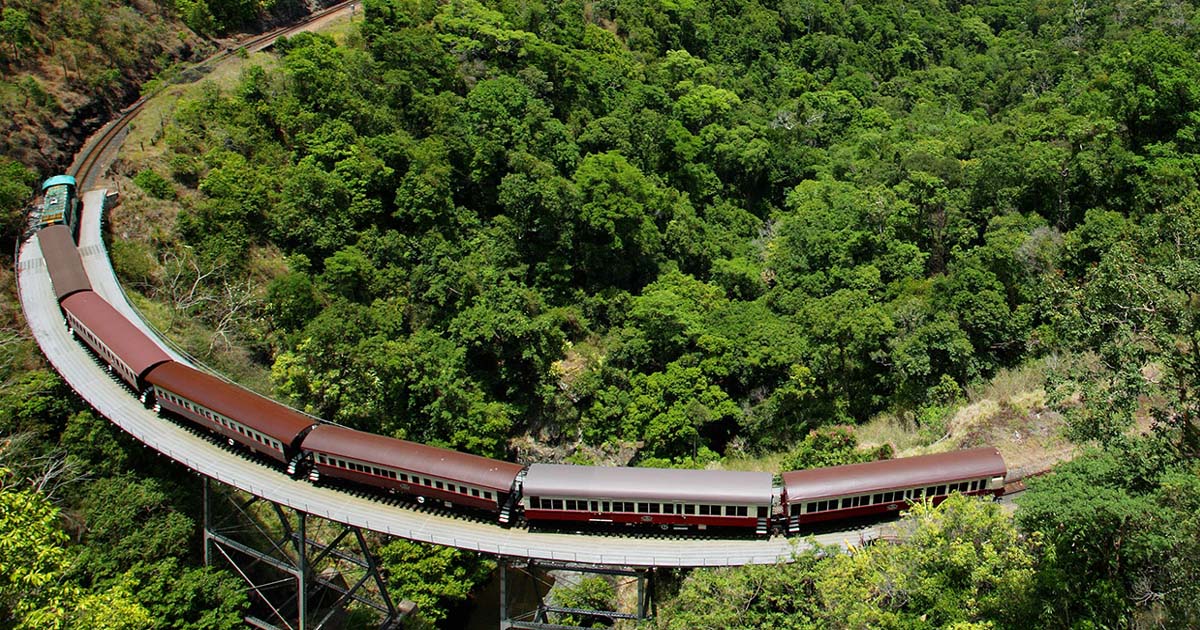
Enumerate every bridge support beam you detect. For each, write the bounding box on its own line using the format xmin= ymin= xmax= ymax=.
xmin=202 ymin=477 xmax=411 ymax=629
xmin=499 ymin=557 xmax=655 ymax=629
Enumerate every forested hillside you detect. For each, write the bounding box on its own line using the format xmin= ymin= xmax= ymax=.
xmin=101 ymin=0 xmax=1200 ymax=625
xmin=5 ymin=0 xmax=1200 ymax=625
xmin=118 ymin=0 xmax=1200 ymax=464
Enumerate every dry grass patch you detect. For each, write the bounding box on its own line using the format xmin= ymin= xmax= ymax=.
xmin=850 ymin=360 xmax=1076 ymax=476
xmin=854 ymin=414 xmax=929 ymax=456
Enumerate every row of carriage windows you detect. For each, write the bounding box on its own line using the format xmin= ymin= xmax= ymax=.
xmin=527 ymin=497 xmax=753 ymax=517
xmin=798 ymin=479 xmax=988 ymax=516
xmin=72 ymin=318 xmax=132 ymax=383
xmin=313 ymin=454 xmax=494 ymax=501
xmin=156 ymin=389 xmax=282 ymax=452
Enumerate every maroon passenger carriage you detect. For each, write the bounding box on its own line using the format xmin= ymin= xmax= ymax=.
xmin=143 ymin=362 xmax=317 ymax=469
xmin=302 ymin=424 xmax=526 ymax=522
xmin=780 ymin=447 xmax=1007 ymax=533
xmin=37 ymin=224 xmax=91 ymax=301
xmin=520 ymin=464 xmax=777 ymax=535
xmin=59 ymin=291 xmax=172 ymax=394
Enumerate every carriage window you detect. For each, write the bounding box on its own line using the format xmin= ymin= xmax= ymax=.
xmin=551 ymin=499 xmax=564 ymax=510
xmin=663 ymin=504 xmax=674 ymax=514
xmin=840 ymin=498 xmax=851 ymax=509
xmin=698 ymin=505 xmax=711 ymax=516
xmin=637 ymin=503 xmax=649 ymax=513
xmin=484 ymin=491 xmax=493 ymax=500
xmin=806 ymin=502 xmax=817 ymax=513
xmin=601 ymin=501 xmax=610 ymax=512
xmin=873 ymin=494 xmax=883 ymax=504
xmin=732 ymin=506 xmax=748 ymax=517
xmin=565 ymin=500 xmax=578 ymax=510
xmin=529 ymin=497 xmax=541 ymax=509
xmin=683 ymin=504 xmax=695 ymax=515
xmin=648 ymin=503 xmax=661 ymax=514
xmin=936 ymin=485 xmax=946 ymax=496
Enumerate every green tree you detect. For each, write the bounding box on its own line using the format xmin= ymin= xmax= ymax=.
xmin=781 ymin=426 xmax=892 ymax=471
xmin=377 ymin=540 xmax=494 ymax=625
xmin=125 ymin=558 xmax=249 ymax=630
xmin=551 ymin=576 xmax=617 ymax=627
xmin=657 ymin=552 xmax=826 ymax=630
xmin=0 ymin=157 xmax=35 ymax=242
xmin=1016 ymin=442 xmax=1200 ymax=627
xmin=75 ymin=475 xmax=194 ymax=577
xmin=572 ymin=152 xmax=676 ymax=289
xmin=819 ymin=493 xmax=1038 ymax=628
xmin=0 ymin=469 xmax=154 ymax=629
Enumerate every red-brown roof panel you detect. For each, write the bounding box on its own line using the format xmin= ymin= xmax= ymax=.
xmin=781 ymin=447 xmax=1007 ymax=501
xmin=38 ymin=225 xmax=91 ymax=300
xmin=60 ymin=291 xmax=170 ymax=379
xmin=302 ymin=424 xmax=524 ymax=492
xmin=144 ymin=362 xmax=316 ymax=447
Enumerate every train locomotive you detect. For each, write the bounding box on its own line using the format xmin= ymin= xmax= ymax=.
xmin=35 ymin=175 xmax=80 ymax=238
xmin=30 ymin=175 xmax=1007 ymax=536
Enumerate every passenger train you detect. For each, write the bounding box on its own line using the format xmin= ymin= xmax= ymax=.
xmin=30 ymin=175 xmax=1008 ymax=536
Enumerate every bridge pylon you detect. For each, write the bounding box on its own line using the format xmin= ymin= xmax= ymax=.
xmin=202 ymin=477 xmax=412 ymax=629
xmin=499 ymin=557 xmax=655 ymax=629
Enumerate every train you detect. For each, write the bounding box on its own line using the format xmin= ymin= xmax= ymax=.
xmin=30 ymin=175 xmax=1008 ymax=535
xmin=35 ymin=175 xmax=80 ymax=238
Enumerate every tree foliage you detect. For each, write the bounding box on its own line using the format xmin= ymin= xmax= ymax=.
xmin=659 ymin=493 xmax=1039 ymax=629
xmin=376 ymin=540 xmax=494 ymax=625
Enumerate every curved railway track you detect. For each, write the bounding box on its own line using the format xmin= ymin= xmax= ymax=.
xmin=24 ymin=0 xmax=1050 ymax=568
xmin=70 ymin=0 xmax=355 ymax=189
xmin=19 ymin=1 xmax=900 ymax=567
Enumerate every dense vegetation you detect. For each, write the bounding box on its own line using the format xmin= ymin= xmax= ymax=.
xmin=107 ymin=0 xmax=1200 ymax=625
xmin=3 ymin=0 xmax=1200 ymax=625
xmin=0 ymin=2 xmax=338 ymax=628
xmin=122 ymin=0 xmax=1200 ymax=465
xmin=0 ymin=361 xmax=250 ymax=628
